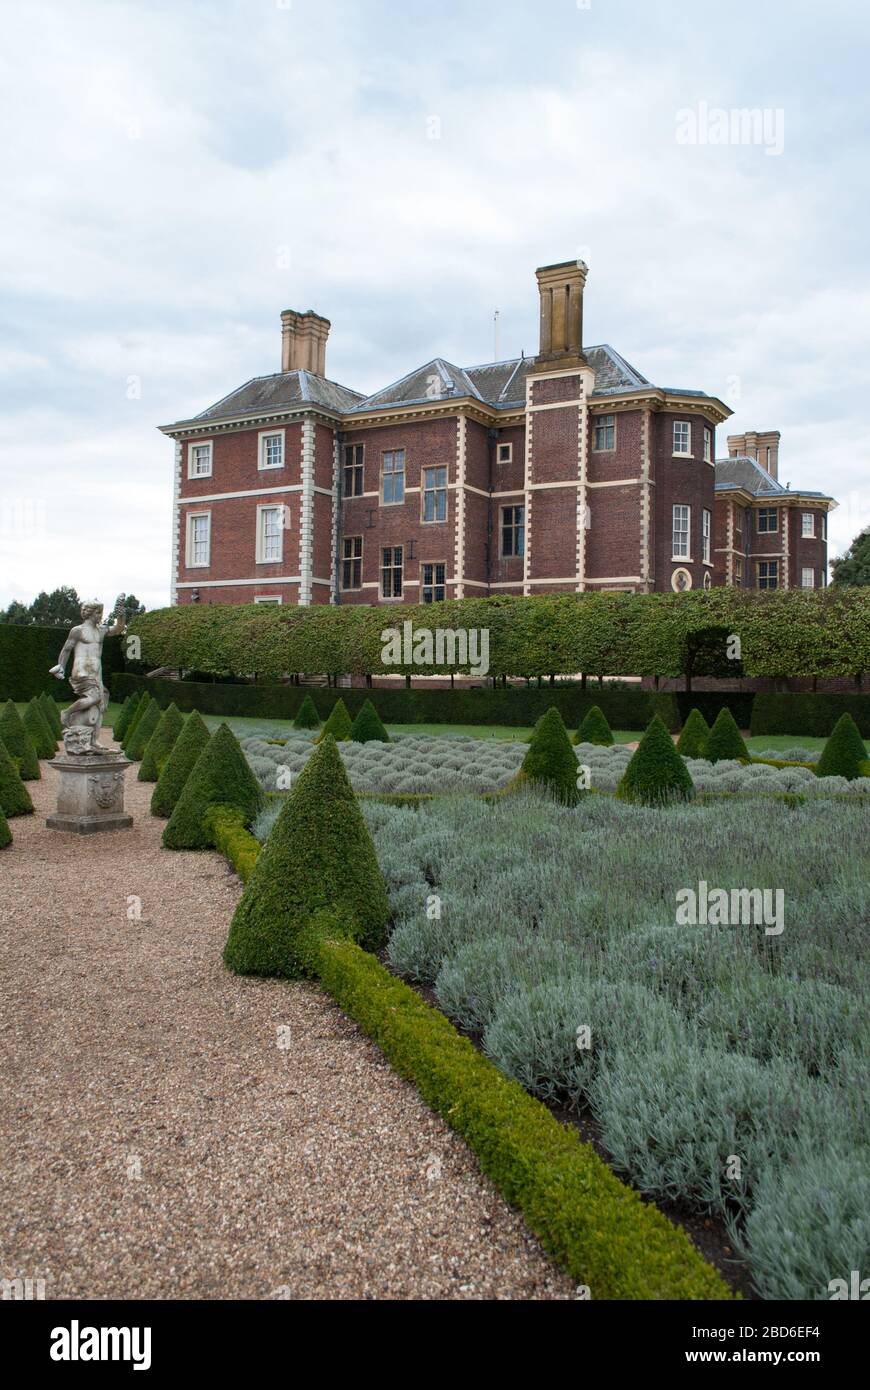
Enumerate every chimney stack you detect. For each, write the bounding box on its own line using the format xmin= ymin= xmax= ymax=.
xmin=280 ymin=309 xmax=330 ymax=376
xmin=530 ymin=259 xmax=588 ymax=371
xmin=727 ymin=429 xmax=781 ymax=480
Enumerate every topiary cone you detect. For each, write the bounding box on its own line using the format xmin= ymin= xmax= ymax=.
xmin=676 ymin=708 xmax=711 ymax=759
xmin=122 ymin=693 xmax=151 ymax=750
xmin=163 ymin=722 xmax=265 ymax=850
xmin=350 ymin=698 xmax=390 ymax=743
xmin=138 ymin=703 xmax=184 ymax=782
xmin=703 ymin=707 xmax=749 ymax=764
xmin=316 ymin=697 xmax=352 ymax=743
xmin=513 ymin=706 xmax=580 ymax=805
xmin=816 ymin=713 xmax=868 ymax=781
xmin=575 ymin=704 xmax=614 ymax=747
xmin=23 ymin=698 xmax=56 ymax=758
xmin=223 ymin=735 xmax=390 ymax=979
xmin=0 ymin=805 xmax=11 ymax=849
xmin=125 ymin=699 xmax=161 ymax=762
xmin=114 ymin=692 xmax=142 ymax=742
xmin=151 ymin=709 xmax=210 ymax=817
xmin=111 ymin=693 xmax=134 ymax=740
xmin=39 ymin=690 xmax=63 ymax=739
xmin=0 ymin=702 xmax=40 ymax=780
xmin=293 ymin=694 xmax=321 ymax=730
xmin=616 ymin=716 xmax=694 ymax=806
xmin=0 ymin=736 xmax=34 ymax=816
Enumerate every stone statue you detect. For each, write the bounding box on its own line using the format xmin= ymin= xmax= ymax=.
xmin=50 ymin=595 xmax=126 ymax=756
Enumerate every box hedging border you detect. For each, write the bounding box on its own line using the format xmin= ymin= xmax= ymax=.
xmin=0 ymin=626 xmax=123 ymax=702
xmin=751 ymin=692 xmax=870 ymax=737
xmin=112 ymin=673 xmax=680 ymax=731
xmin=198 ymin=800 xmax=733 ymax=1300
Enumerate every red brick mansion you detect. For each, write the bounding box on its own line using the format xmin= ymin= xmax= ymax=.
xmin=161 ymin=260 xmax=836 ymax=607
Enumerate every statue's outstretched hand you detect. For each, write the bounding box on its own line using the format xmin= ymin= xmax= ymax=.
xmin=49 ymin=665 xmax=65 ymax=680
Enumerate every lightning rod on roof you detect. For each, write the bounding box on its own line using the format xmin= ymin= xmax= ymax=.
xmin=494 ymin=309 xmax=500 ymax=362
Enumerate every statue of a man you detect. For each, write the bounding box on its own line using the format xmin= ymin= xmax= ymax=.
xmin=50 ymin=595 xmax=126 ymax=754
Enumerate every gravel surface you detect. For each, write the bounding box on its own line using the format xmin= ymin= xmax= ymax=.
xmin=0 ymin=735 xmax=573 ymax=1300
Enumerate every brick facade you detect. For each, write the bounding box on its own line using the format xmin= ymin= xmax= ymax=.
xmin=161 ymin=261 xmax=836 ymax=608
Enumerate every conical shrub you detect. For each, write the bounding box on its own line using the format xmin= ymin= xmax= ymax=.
xmin=676 ymin=708 xmax=711 ymax=759
xmin=0 ymin=806 xmax=11 ymax=850
xmin=293 ymin=694 xmax=321 ymax=730
xmin=138 ymin=703 xmax=184 ymax=782
xmin=0 ymin=702 xmax=40 ymax=780
xmin=223 ymin=736 xmax=390 ymax=979
xmin=512 ymin=707 xmax=580 ymax=805
xmin=122 ymin=693 xmax=152 ymax=750
xmin=23 ymin=698 xmax=56 ymax=758
xmin=114 ymin=692 xmax=142 ymax=742
xmin=39 ymin=691 xmax=63 ymax=739
xmin=816 ymin=713 xmax=868 ymax=781
xmin=350 ymin=698 xmax=390 ymax=743
xmin=316 ymin=697 xmax=352 ymax=743
xmin=617 ymin=716 xmax=694 ymax=806
xmin=0 ymin=737 xmax=34 ymax=816
xmin=151 ymin=709 xmax=210 ymax=817
xmin=575 ymin=704 xmax=614 ymax=746
xmin=163 ymin=722 xmax=265 ymax=850
xmin=125 ymin=699 xmax=161 ymax=762
xmin=703 ymin=707 xmax=749 ymax=763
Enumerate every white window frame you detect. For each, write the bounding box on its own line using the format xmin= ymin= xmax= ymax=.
xmin=703 ymin=428 xmax=713 ymax=464
xmin=801 ymin=512 xmax=815 ymax=538
xmin=672 ymin=504 xmax=691 ymax=560
xmin=256 ymin=503 xmax=284 ymax=564
xmin=673 ymin=421 xmax=692 ymax=457
xmin=702 ymin=508 xmax=712 ymax=564
xmin=185 ymin=511 xmax=211 ymax=568
xmin=421 ymin=465 xmax=448 ymax=523
xmin=801 ymin=567 xmax=815 ymax=589
xmin=380 ymin=545 xmax=403 ymax=599
xmin=593 ymin=414 xmax=616 ymax=452
xmin=497 ymin=441 xmax=513 ymax=465
xmin=187 ymin=440 xmax=213 ymax=480
xmin=258 ymin=428 xmax=285 ymax=471
xmin=341 ymin=536 xmax=363 ymax=591
xmin=254 ymin=595 xmax=283 ymax=605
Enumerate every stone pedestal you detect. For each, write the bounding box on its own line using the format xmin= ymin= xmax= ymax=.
xmin=46 ymin=752 xmax=133 ymax=834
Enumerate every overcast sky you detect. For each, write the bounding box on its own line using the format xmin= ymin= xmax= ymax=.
xmin=1 ymin=0 xmax=867 ymax=611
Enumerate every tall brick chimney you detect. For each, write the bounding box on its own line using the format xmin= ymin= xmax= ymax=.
xmin=281 ymin=309 xmax=330 ymax=376
xmin=530 ymin=259 xmax=588 ymax=371
xmin=727 ymin=429 xmax=780 ymax=480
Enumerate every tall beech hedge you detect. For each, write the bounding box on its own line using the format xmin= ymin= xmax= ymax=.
xmin=0 ymin=625 xmax=123 ymax=702
xmin=126 ymin=590 xmax=870 ymax=685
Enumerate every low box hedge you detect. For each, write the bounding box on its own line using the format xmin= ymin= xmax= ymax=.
xmin=111 ymin=673 xmax=680 ymax=731
xmin=751 ymin=692 xmax=870 ymax=738
xmin=205 ymin=797 xmax=731 ymax=1299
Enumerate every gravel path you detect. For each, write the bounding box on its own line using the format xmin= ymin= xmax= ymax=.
xmin=0 ymin=736 xmax=573 ymax=1300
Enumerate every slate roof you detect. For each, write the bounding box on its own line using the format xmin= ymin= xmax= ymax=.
xmin=183 ymin=369 xmax=365 ymax=426
xmin=161 ymin=343 xmax=718 ymax=432
xmin=715 ymin=455 xmax=833 ymax=501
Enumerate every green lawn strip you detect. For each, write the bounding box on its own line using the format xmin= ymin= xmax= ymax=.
xmin=201 ymin=802 xmax=733 ymax=1300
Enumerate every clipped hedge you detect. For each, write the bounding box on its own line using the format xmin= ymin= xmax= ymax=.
xmin=751 ymin=692 xmax=870 ymax=738
xmin=0 ymin=738 xmax=34 ymax=816
xmin=0 ymin=624 xmax=123 ymax=702
xmin=203 ymin=806 xmax=261 ymax=883
xmin=163 ymin=722 xmax=264 ymax=850
xmin=127 ymin=589 xmax=870 ymax=682
xmin=313 ymin=937 xmax=732 ymax=1300
xmin=0 ymin=702 xmax=40 ymax=780
xmin=110 ymin=673 xmax=680 ymax=732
